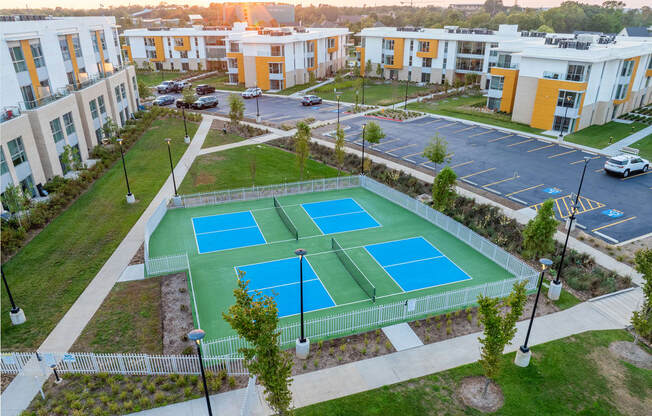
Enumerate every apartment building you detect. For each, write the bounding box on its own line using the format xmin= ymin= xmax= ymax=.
xmin=487 ymin=36 xmax=652 ymax=134
xmin=1 ymin=15 xmax=139 ymax=200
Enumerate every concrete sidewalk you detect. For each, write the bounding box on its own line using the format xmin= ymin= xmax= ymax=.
xmin=602 ymin=124 xmax=652 ymax=155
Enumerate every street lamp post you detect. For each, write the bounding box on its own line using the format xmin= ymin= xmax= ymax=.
xmin=361 ymin=74 xmax=365 ymax=105
xmin=2 ymin=266 xmax=26 ymax=325
xmin=295 ymin=248 xmax=310 ymax=359
xmin=558 ymin=95 xmax=573 ymax=141
xmin=188 ymin=329 xmax=213 ymax=416
xmin=515 ymin=258 xmax=553 ymax=367
xmin=404 ymin=73 xmax=410 ymax=110
xmin=335 ymin=90 xmax=343 ymax=126
xmin=50 ymin=364 xmax=62 ymax=384
xmin=116 ymin=139 xmax=135 ymax=204
xmin=182 ymin=107 xmax=190 ymax=144
xmin=548 ymin=157 xmax=591 ymax=300
xmin=165 ymin=138 xmax=182 ymax=207
xmin=360 ymin=123 xmax=367 ymax=175
xmin=255 ymin=86 xmax=261 ymax=123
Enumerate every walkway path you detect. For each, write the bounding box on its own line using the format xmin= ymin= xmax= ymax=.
xmin=602 ymin=124 xmax=652 ymax=155
xmin=289 ymin=77 xmax=335 ymax=97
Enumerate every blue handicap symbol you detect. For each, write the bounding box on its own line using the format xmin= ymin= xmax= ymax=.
xmin=602 ymin=209 xmax=623 ymax=218
xmin=543 ymin=187 xmax=561 ymax=195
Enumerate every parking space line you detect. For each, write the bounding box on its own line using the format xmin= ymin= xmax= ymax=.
xmin=621 ymin=170 xmax=652 ymax=180
xmin=482 ymin=175 xmax=519 ymax=188
xmin=469 ymin=130 xmax=492 ymax=137
xmin=592 ymin=216 xmax=637 ymax=232
xmin=506 ymin=138 xmax=535 ymax=147
xmin=505 ymin=183 xmax=544 ymax=197
xmin=594 ymin=168 xmax=605 ymax=173
xmin=453 ymin=125 xmax=476 ymax=133
xmin=387 ymin=143 xmax=417 ymax=154
xmin=570 ymin=156 xmax=601 ymax=165
xmin=403 ymin=150 xmax=424 ymax=158
xmin=374 ymin=138 xmax=400 ymax=147
xmin=548 ymin=149 xmax=577 ymax=158
xmin=531 ymin=194 xmax=605 ymax=219
xmin=460 ymin=167 xmax=495 ymax=179
xmin=527 ymin=144 xmax=554 ymax=152
xmin=440 ymin=122 xmax=458 ymax=128
xmin=450 ymin=160 xmax=474 ymax=169
xmin=488 ymin=134 xmax=513 ymax=142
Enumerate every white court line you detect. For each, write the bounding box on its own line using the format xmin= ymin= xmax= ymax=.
xmin=384 ymin=255 xmax=445 ymax=269
xmin=311 ymin=210 xmax=366 ymax=220
xmin=195 ymin=224 xmax=259 ymax=236
xmin=248 ymin=278 xmax=319 ymax=293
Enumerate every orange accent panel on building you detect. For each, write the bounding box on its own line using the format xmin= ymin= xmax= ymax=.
xmin=255 ymin=56 xmax=285 ymax=90
xmin=66 ymin=35 xmax=80 ymax=83
xmin=174 ymin=36 xmax=191 ymax=52
xmin=121 ymin=44 xmax=133 ymax=63
xmin=531 ymin=79 xmax=587 ymax=131
xmin=147 ymin=36 xmax=165 ymax=62
xmin=614 ymin=56 xmax=640 ymax=105
xmin=227 ymin=52 xmax=245 ymax=83
xmin=490 ymin=67 xmax=519 ymax=113
xmin=20 ymin=39 xmax=40 ymax=100
xmin=415 ymin=39 xmax=438 ymax=59
xmin=383 ymin=38 xmax=404 ymax=69
xmin=327 ymin=36 xmax=338 ymax=54
xmin=308 ymin=40 xmax=318 ymax=71
xmin=356 ymin=46 xmax=365 ymax=75
xmin=95 ymin=30 xmax=106 ymax=72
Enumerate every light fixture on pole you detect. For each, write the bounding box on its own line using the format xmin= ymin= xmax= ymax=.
xmin=515 ymin=258 xmax=553 ymax=367
xmin=165 ymin=138 xmax=182 ymax=206
xmin=50 ymin=363 xmax=62 ymax=384
xmin=295 ymin=248 xmax=310 ymax=359
xmin=361 ymin=73 xmax=365 ymax=105
xmin=255 ymin=85 xmax=261 ymax=123
xmin=2 ymin=266 xmax=25 ymax=325
xmin=188 ymin=329 xmax=213 ymax=416
xmin=360 ymin=123 xmax=367 ymax=175
xmin=404 ymin=72 xmax=410 ymax=110
xmin=548 ymin=157 xmax=590 ymax=300
xmin=182 ymin=106 xmax=190 ymax=144
xmin=335 ymin=90 xmax=343 ymax=126
xmin=116 ymin=138 xmax=135 ymax=204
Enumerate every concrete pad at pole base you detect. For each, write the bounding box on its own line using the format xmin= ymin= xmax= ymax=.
xmin=172 ymin=195 xmax=182 ymax=207
xmin=10 ymin=309 xmax=26 ymax=325
xmin=126 ymin=193 xmax=136 ymax=204
xmin=184 ymin=135 xmax=191 ymax=144
xmin=514 ymin=348 xmax=531 ymax=367
xmin=296 ymin=338 xmax=310 ymax=359
xmin=548 ymin=281 xmax=562 ymax=301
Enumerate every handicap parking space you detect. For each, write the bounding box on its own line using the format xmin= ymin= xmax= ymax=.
xmin=338 ymin=114 xmax=652 ymax=244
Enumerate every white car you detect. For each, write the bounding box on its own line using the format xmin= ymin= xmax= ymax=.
xmin=242 ymin=87 xmax=262 ymax=99
xmin=604 ymin=154 xmax=649 ymax=177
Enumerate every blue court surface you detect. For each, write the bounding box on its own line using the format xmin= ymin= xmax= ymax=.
xmin=365 ymin=237 xmax=472 ymax=292
xmin=192 ymin=211 xmax=266 ymax=254
xmin=302 ymin=198 xmax=381 ymax=234
xmin=235 ymin=257 xmax=335 ymax=317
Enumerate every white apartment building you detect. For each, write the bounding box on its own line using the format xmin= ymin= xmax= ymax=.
xmin=1 ymin=15 xmax=139 ymax=200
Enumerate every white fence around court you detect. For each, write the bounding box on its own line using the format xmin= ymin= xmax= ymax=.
xmin=144 ymin=198 xmax=189 ymax=276
xmin=0 ymin=351 xmax=248 ymax=376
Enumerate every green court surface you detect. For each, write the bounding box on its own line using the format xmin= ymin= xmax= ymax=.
xmin=148 ymin=187 xmax=514 ymax=340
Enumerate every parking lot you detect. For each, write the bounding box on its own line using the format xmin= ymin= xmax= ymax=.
xmin=336 ymin=115 xmax=651 ymax=244
xmin=152 ymin=90 xmax=349 ymax=125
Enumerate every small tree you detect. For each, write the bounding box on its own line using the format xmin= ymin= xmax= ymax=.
xmin=229 ymin=94 xmax=245 ymax=126
xmin=522 ymin=199 xmax=558 ymax=259
xmin=197 ymin=61 xmax=203 ymax=72
xmin=1 ymin=184 xmax=29 ymax=230
xmin=223 ymin=273 xmax=294 ymax=415
xmin=137 ymin=80 xmax=152 ymax=99
xmin=363 ymin=121 xmax=385 ymax=145
xmin=182 ymin=88 xmax=196 ymax=107
xmin=309 ymin=71 xmax=316 ymax=84
xmin=365 ymin=59 xmax=372 ymax=77
xmin=477 ymin=280 xmax=527 ymax=397
xmin=60 ymin=144 xmax=82 ymax=173
xmin=422 ymin=133 xmax=450 ymax=173
xmin=102 ymin=117 xmax=119 ymax=142
xmin=442 ymin=79 xmax=450 ymax=95
xmin=375 ymin=63 xmax=383 ymax=78
xmin=334 ymin=125 xmax=346 ymax=175
xmin=294 ymin=121 xmax=311 ymax=180
xmin=432 ymin=167 xmax=457 ymax=212
xmin=631 ymin=248 xmax=652 ymax=343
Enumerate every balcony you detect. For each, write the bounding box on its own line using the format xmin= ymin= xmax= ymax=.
xmin=20 ymin=87 xmax=70 ymax=111
xmin=1 ymin=106 xmax=21 ymax=124
xmin=487 ymin=88 xmax=503 ymax=98
xmin=495 ymin=61 xmax=518 ymax=70
xmin=554 ymin=106 xmax=580 ymax=118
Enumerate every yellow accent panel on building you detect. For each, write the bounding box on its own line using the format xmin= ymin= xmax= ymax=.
xmin=147 ymin=36 xmax=165 ymax=62
xmin=531 ymin=79 xmax=587 ymax=131
xmin=95 ymin=30 xmax=106 ymax=71
xmin=122 ymin=44 xmax=133 ymax=63
xmin=66 ymin=35 xmax=80 ymax=84
xmin=255 ymin=56 xmax=285 ymax=91
xmin=647 ymin=69 xmax=652 ymax=77
xmin=614 ymin=56 xmax=640 ymax=105
xmin=384 ymin=38 xmax=404 ymax=69
xmin=308 ymin=40 xmax=318 ymax=71
xmin=174 ymin=36 xmax=191 ymax=52
xmin=490 ymin=67 xmax=519 ymax=113
xmin=20 ymin=39 xmax=40 ymax=100
xmin=416 ymin=39 xmax=438 ymax=59
xmin=227 ymin=52 xmax=245 ymax=83
xmin=327 ymin=36 xmax=338 ymax=53
xmin=357 ymin=46 xmax=365 ymax=75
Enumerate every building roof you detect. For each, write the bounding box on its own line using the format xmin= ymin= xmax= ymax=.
xmin=132 ymin=9 xmax=153 ymax=17
xmin=188 ymin=14 xmax=203 ymax=20
xmin=620 ymin=26 xmax=651 ymax=37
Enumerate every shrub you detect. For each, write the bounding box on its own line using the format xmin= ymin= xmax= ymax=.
xmin=154 ymin=392 xmax=166 ymax=404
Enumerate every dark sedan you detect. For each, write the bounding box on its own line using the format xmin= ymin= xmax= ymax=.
xmin=175 ymin=98 xmax=194 ymax=109
xmin=195 ymin=84 xmax=216 ymax=95
xmin=192 ymin=96 xmax=219 ymax=109
xmin=301 ymin=95 xmax=322 ymax=106
xmin=152 ymin=95 xmax=175 ymax=106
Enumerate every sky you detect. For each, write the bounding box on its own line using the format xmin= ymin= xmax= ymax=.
xmin=12 ymin=0 xmax=651 ymax=11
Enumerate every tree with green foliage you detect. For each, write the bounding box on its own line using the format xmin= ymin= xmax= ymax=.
xmin=137 ymin=80 xmax=152 ymax=99
xmin=1 ymin=184 xmax=29 ymax=230
xmin=363 ymin=121 xmax=385 ymax=145
xmin=60 ymin=144 xmax=82 ymax=173
xmin=182 ymin=88 xmax=196 ymax=107
xmin=223 ymin=273 xmax=294 ymax=415
xmin=536 ymin=24 xmax=554 ymax=33
xmin=422 ymin=134 xmax=450 ymax=173
xmin=365 ymin=59 xmax=372 ymax=77
xmin=229 ymin=94 xmax=245 ymax=126
xmin=632 ymin=248 xmax=652 ymax=344
xmin=522 ymin=199 xmax=558 ymax=259
xmin=375 ymin=62 xmax=383 ymax=78
xmin=102 ymin=117 xmax=119 ymax=142
xmin=477 ymin=280 xmax=527 ymax=397
xmin=309 ymin=71 xmax=316 ymax=84
xmin=294 ymin=121 xmax=311 ymax=180
xmin=334 ymin=125 xmax=346 ymax=176
xmin=431 ymin=167 xmax=457 ymax=212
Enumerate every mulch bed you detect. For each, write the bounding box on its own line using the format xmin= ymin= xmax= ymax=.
xmin=161 ymin=273 xmax=195 ymax=355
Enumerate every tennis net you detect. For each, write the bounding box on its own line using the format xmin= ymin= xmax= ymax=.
xmin=332 ymin=238 xmax=376 ymax=302
xmin=273 ymin=196 xmax=298 ymax=240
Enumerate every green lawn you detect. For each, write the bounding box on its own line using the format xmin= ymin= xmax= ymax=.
xmin=201 ymin=130 xmax=247 ymax=149
xmin=630 ymin=134 xmax=652 ymax=160
xmin=297 ymin=330 xmax=651 ymax=415
xmin=178 ymin=144 xmax=342 ymax=194
xmin=407 ymin=96 xmax=545 ymax=135
xmin=318 ymin=81 xmax=432 ymax=106
xmin=136 ymin=71 xmax=179 ymax=88
xmin=275 ymin=80 xmax=322 ymax=96
xmin=196 ymin=74 xmax=246 ymax=92
xmin=564 ymin=122 xmax=648 ymax=149
xmin=1 ymin=118 xmax=197 ymax=350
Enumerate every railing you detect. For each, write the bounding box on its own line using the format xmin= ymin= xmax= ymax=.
xmin=144 ymin=198 xmax=189 ymax=277
xmin=20 ymin=88 xmax=70 ymax=110
xmin=1 ymin=106 xmax=21 ymax=123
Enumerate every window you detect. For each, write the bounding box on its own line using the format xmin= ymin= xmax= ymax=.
xmin=384 ymin=39 xmax=394 ymax=50
xmin=269 ymin=62 xmax=283 ymax=74
xmin=307 ymin=42 xmax=314 ymax=53
xmin=307 ymin=57 xmax=315 ymax=68
xmin=115 ymin=86 xmax=121 ymax=102
xmin=119 ymin=110 xmax=125 ymax=126
xmin=229 ymin=43 xmax=239 ymax=53
xmin=145 ymin=37 xmax=155 ymax=47
xmin=487 ymin=97 xmax=501 ymax=110
xmin=489 ymin=76 xmax=504 ymax=91
xmin=421 ymin=72 xmax=430 ymax=83
xmin=271 ymin=45 xmax=283 ymax=56
xmin=410 ymin=40 xmax=414 ymax=51
xmin=146 ymin=50 xmax=157 ymax=59
xmin=566 ymin=64 xmax=586 ymax=82
xmin=8 ymin=137 xmax=27 ymax=166
xmin=615 ymin=83 xmax=628 ymax=100
xmin=174 ymin=38 xmax=184 ymax=47
xmin=180 ymin=51 xmax=188 ymax=59
xmin=1 ymin=147 xmax=8 ymax=175
xmin=91 ymin=33 xmax=99 ymax=53
xmin=327 ymin=38 xmax=335 ymax=49
xmin=385 ymin=55 xmax=394 ymax=66
xmin=132 ymin=76 xmax=137 ymax=93
xmin=67 ymin=71 xmax=75 ymax=85
xmin=497 ymin=54 xmax=512 ymax=69
xmin=90 ymin=99 xmax=99 ymax=119
xmin=442 ymin=58 xmax=447 ymax=69
xmin=9 ymin=46 xmax=27 ymax=72
xmin=59 ymin=37 xmax=71 ymax=60
xmin=444 ymin=41 xmax=448 ymax=53
xmin=419 ymin=41 xmax=430 ymax=53
xmin=422 ymin=58 xmax=432 ymax=67
xmin=72 ymin=35 xmax=82 ymax=58
xmin=98 ymin=95 xmax=106 ymax=114
xmin=553 ymin=116 xmax=572 ymax=133
xmin=50 ymin=118 xmax=65 ymax=143
xmin=121 ymin=84 xmax=127 ymax=100
xmin=31 ymin=44 xmax=45 ymax=68
xmin=21 ymin=85 xmax=35 ymax=107
xmin=20 ymin=175 xmax=35 ymax=197
xmin=621 ymin=60 xmax=634 ymax=77
xmin=182 ymin=62 xmax=189 ymax=71
xmin=557 ymin=90 xmax=579 ymax=108
xmin=63 ymin=112 xmax=75 ymax=136
xmin=409 ymin=56 xmax=412 ymax=66
xmin=99 ymin=32 xmax=107 ymax=51
xmin=194 ymin=37 xmax=198 ymax=47
xmin=95 ymin=127 xmax=103 ymax=143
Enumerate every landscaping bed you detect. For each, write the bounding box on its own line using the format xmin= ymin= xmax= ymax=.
xmin=367 ymin=108 xmax=422 ymax=121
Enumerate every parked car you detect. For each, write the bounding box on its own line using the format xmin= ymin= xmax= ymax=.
xmin=192 ymin=96 xmax=219 ymax=109
xmin=604 ymin=154 xmax=649 ymax=177
xmin=152 ymin=95 xmax=175 ymax=106
xmin=301 ymin=95 xmax=322 ymax=106
xmin=175 ymin=80 xmax=192 ymax=90
xmin=242 ymin=87 xmax=262 ymax=99
xmin=156 ymin=80 xmax=177 ymax=94
xmin=195 ymin=84 xmax=216 ymax=95
xmin=175 ymin=98 xmax=194 ymax=109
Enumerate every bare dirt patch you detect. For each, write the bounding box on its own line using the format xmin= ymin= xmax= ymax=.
xmin=195 ymin=172 xmax=216 ymax=186
xmin=129 ymin=243 xmax=145 ymax=265
xmin=1 ymin=373 xmax=15 ymax=393
xmin=161 ymin=272 xmax=195 ymax=355
xmin=458 ymin=376 xmax=504 ymax=413
xmin=609 ymin=341 xmax=652 ymax=370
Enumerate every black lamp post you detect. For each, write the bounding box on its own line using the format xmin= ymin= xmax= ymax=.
xmin=558 ymin=95 xmax=573 ymax=141
xmin=360 ymin=123 xmax=367 ymax=175
xmin=165 ymin=138 xmax=178 ymax=197
xmin=181 ymin=106 xmax=190 ymax=143
xmin=116 ymin=138 xmax=134 ymax=203
xmin=295 ymin=248 xmax=307 ymax=343
xmin=404 ymin=73 xmax=410 ymax=110
xmin=361 ymin=74 xmax=365 ymax=105
xmin=50 ymin=363 xmax=62 ymax=384
xmin=335 ymin=90 xmax=343 ymax=126
xmin=549 ymin=157 xmax=590 ymax=299
xmin=515 ymin=258 xmax=553 ymax=367
xmin=188 ymin=329 xmax=213 ymax=416
xmin=255 ymin=85 xmax=261 ymax=122
xmin=2 ymin=266 xmax=25 ymax=325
